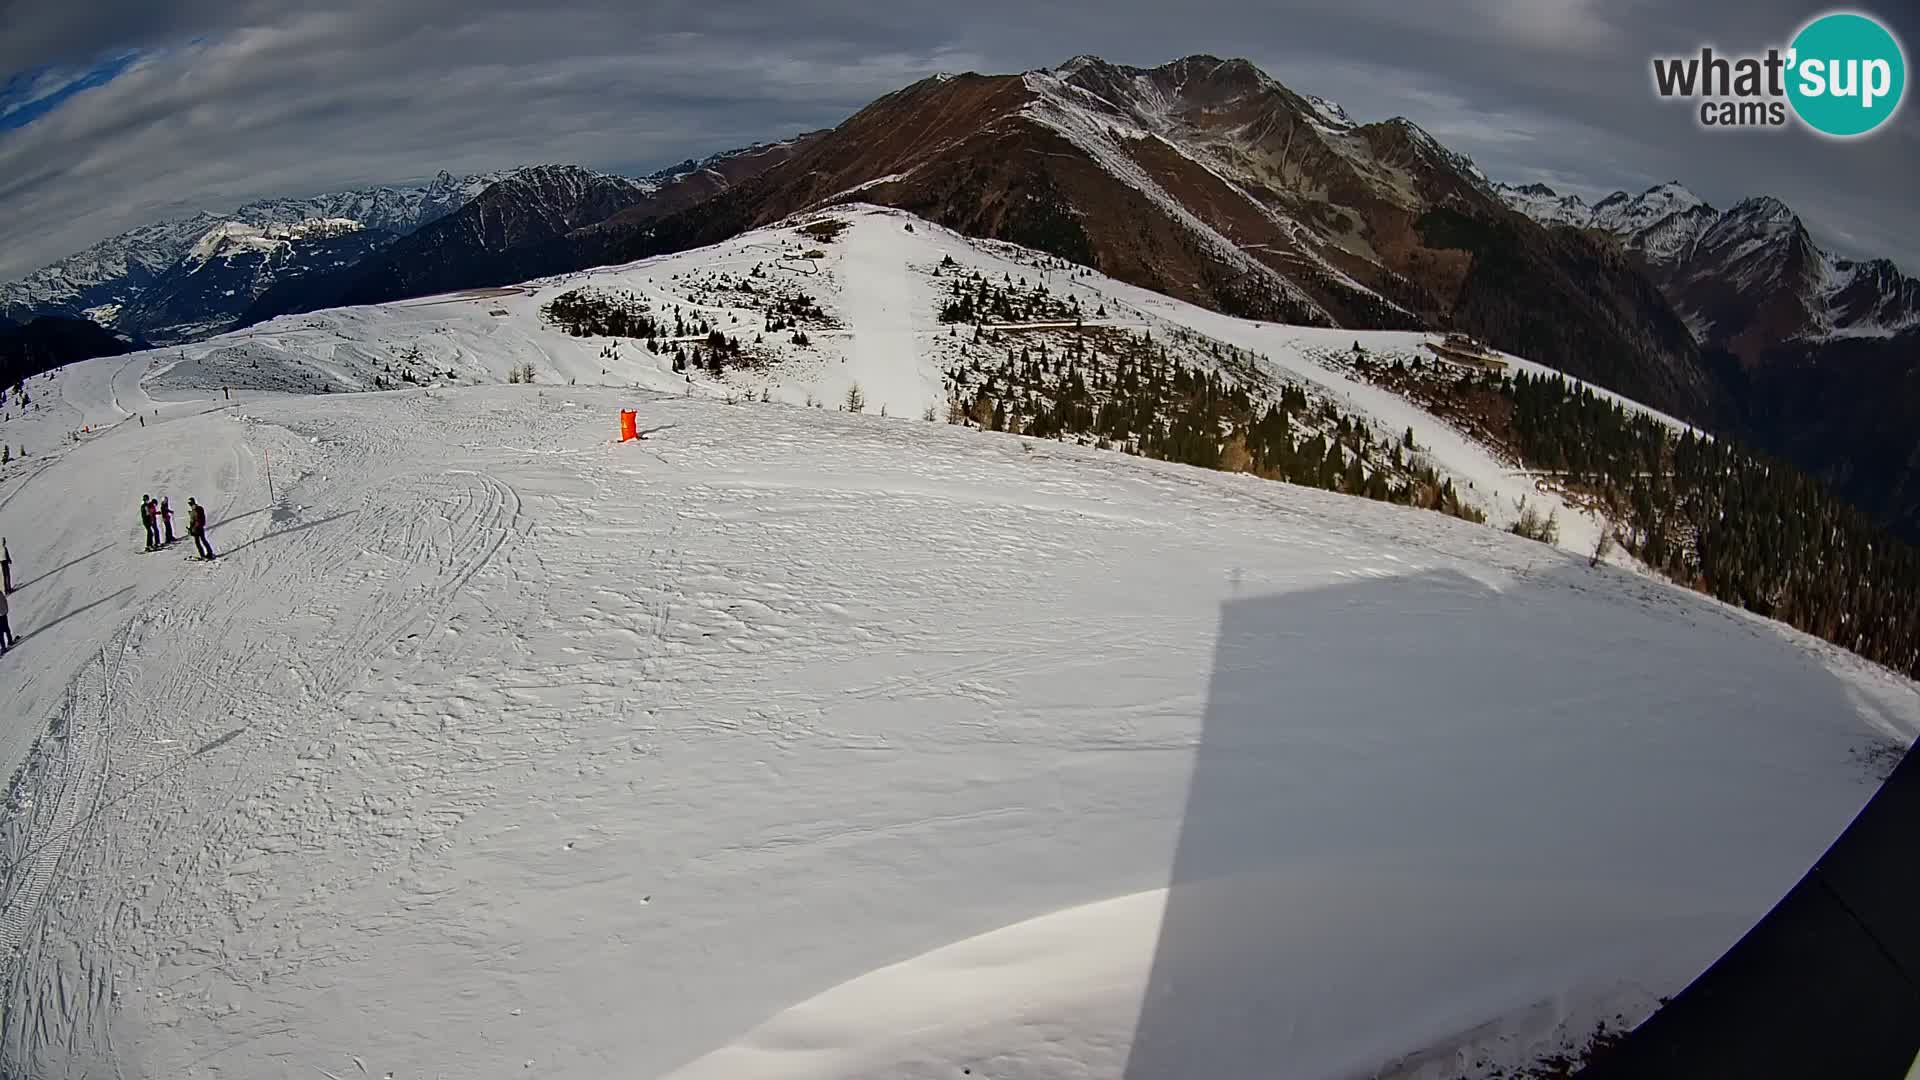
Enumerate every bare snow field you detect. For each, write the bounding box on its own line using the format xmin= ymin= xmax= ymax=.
xmin=0 ymin=207 xmax=1914 ymax=1080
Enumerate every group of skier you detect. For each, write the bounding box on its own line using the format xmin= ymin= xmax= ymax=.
xmin=141 ymin=494 xmax=215 ymax=560
xmin=0 ymin=495 xmax=217 ymax=660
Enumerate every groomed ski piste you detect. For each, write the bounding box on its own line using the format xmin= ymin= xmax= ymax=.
xmin=0 ymin=206 xmax=1914 ymax=1079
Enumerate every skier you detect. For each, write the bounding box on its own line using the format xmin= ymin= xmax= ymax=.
xmin=140 ymin=495 xmax=158 ymax=551
xmin=1 ymin=537 xmax=10 ymax=594
xmin=0 ymin=587 xmax=11 ymax=654
xmin=187 ymin=498 xmax=215 ymax=561
xmin=159 ymin=497 xmax=177 ymax=545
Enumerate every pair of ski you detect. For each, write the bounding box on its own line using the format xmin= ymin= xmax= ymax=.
xmin=138 ymin=542 xmax=216 ymax=562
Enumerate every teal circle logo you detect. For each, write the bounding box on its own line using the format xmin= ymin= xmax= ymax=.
xmin=1787 ymin=12 xmax=1906 ymax=137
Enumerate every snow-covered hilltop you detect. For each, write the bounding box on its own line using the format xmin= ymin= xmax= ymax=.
xmin=147 ymin=205 xmax=1688 ymax=548
xmin=0 ymin=206 xmax=1914 ymax=1080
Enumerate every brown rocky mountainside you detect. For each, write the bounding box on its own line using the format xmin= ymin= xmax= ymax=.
xmin=595 ymin=137 xmax=833 ymax=230
xmin=589 ymin=55 xmax=1718 ymax=424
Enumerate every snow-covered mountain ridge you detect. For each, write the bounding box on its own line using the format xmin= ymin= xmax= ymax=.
xmin=0 ymin=167 xmax=664 ymax=343
xmin=184 ymin=218 xmax=367 ymax=266
xmin=1496 ymin=180 xmax=1920 ymax=344
xmin=0 ymin=171 xmax=509 ymax=322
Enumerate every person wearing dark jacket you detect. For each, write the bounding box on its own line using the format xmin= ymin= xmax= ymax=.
xmin=159 ymin=497 xmax=177 ymax=544
xmin=187 ymin=498 xmax=215 ymax=560
xmin=140 ymin=496 xmax=158 ymax=551
xmin=1 ymin=537 xmax=11 ymax=594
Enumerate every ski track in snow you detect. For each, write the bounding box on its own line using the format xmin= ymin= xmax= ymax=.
xmin=834 ymin=213 xmax=944 ymax=417
xmin=0 ymin=207 xmax=1914 ymax=1080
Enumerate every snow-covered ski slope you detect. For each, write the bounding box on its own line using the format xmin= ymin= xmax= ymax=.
xmin=145 ymin=204 xmax=1681 ymax=556
xmin=0 ymin=207 xmax=1915 ymax=1079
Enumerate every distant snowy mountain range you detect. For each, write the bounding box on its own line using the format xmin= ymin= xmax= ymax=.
xmin=0 ymin=169 xmax=512 ymax=343
xmin=0 ymin=145 xmax=816 ymax=346
xmin=1494 ymin=180 xmax=1920 ymax=355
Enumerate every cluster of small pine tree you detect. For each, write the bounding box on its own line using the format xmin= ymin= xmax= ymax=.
xmin=937 ymin=270 xmax=1080 ymax=326
xmin=945 ymin=331 xmax=1483 ymax=524
xmin=1507 ymin=369 xmax=1920 ymax=674
xmin=765 ymin=294 xmax=827 ymax=333
xmin=369 ymin=344 xmax=454 ymax=390
xmin=669 ymin=329 xmax=751 ymax=377
xmin=1346 ymin=351 xmax=1920 ymax=677
xmin=542 ymin=288 xmax=664 ymax=339
xmin=797 ymin=219 xmax=849 ymax=244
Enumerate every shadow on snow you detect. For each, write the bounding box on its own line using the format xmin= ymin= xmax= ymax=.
xmin=1122 ymin=563 xmax=1873 ymax=1078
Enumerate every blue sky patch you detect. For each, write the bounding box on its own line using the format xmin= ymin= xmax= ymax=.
xmin=0 ymin=51 xmax=143 ymax=133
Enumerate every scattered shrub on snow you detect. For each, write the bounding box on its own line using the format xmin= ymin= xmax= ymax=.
xmin=1590 ymin=523 xmax=1616 ymax=568
xmin=1219 ymin=435 xmax=1253 ymax=473
xmin=797 ymin=219 xmax=847 ymax=244
xmin=1509 ymin=496 xmax=1560 ymax=545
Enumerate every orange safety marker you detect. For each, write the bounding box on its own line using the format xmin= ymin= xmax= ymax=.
xmin=619 ymin=409 xmax=638 ymax=442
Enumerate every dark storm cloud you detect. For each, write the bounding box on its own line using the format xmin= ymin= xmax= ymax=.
xmin=2 ymin=0 xmax=1916 ymax=280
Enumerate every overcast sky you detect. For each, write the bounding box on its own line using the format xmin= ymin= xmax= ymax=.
xmin=3 ymin=0 xmax=1917 ymax=281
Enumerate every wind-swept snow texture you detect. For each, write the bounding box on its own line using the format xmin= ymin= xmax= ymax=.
xmin=0 ymin=207 xmax=1915 ymax=1080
